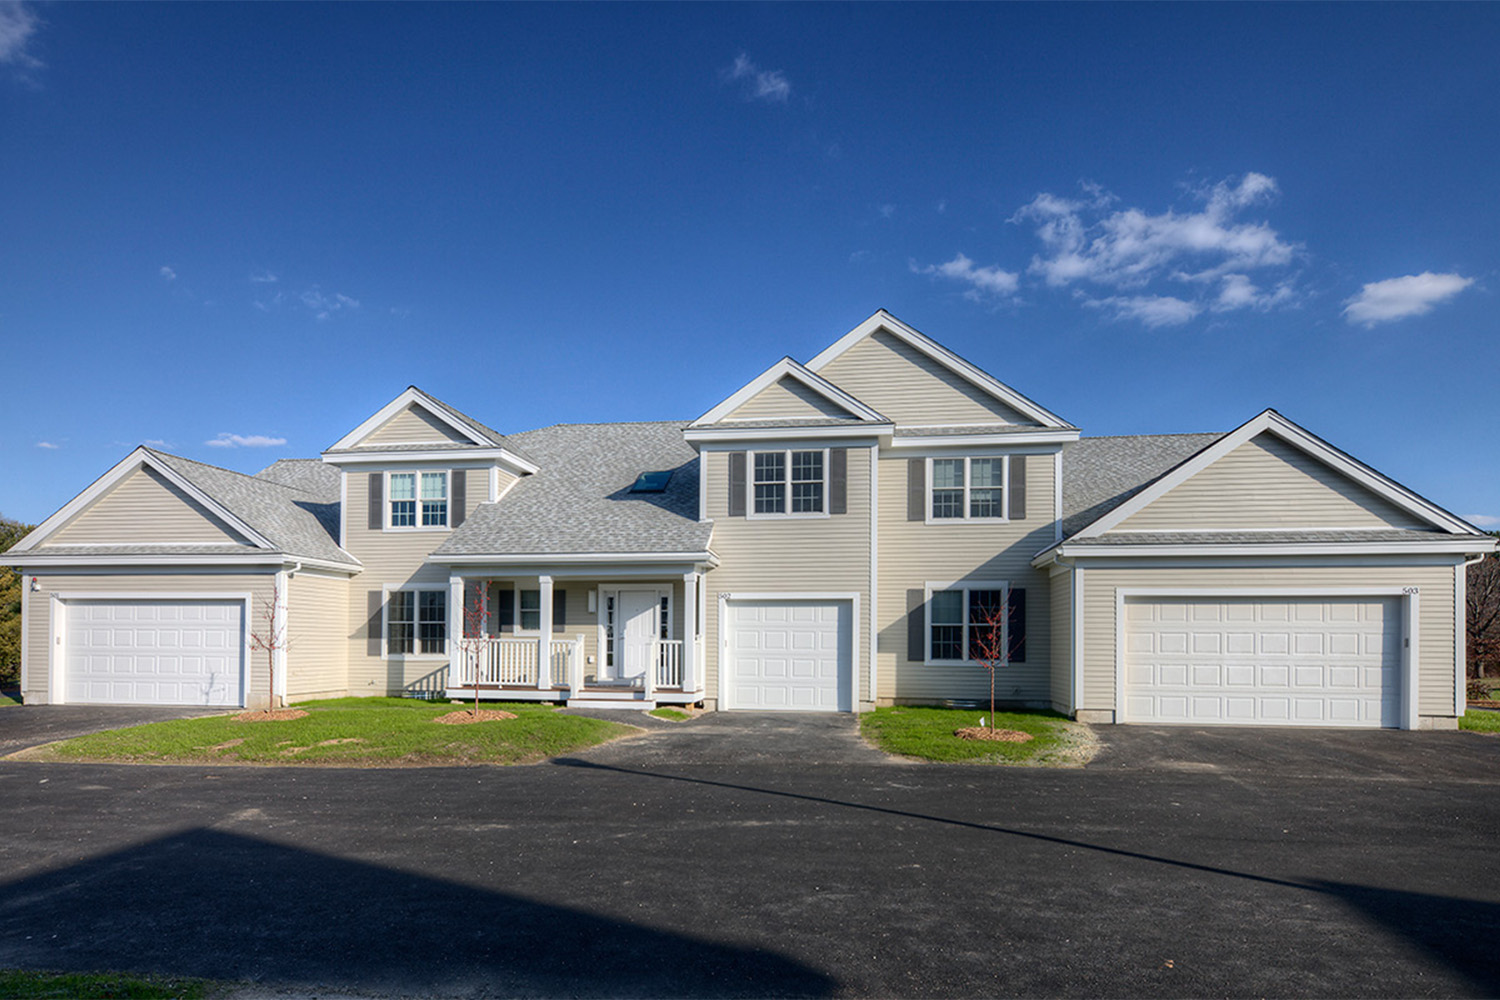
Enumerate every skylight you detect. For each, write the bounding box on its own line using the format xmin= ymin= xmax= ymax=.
xmin=630 ymin=470 xmax=673 ymax=493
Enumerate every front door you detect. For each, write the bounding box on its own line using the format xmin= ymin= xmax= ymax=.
xmin=617 ymin=590 xmax=658 ymax=684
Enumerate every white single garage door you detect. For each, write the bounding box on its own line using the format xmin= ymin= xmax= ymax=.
xmin=1122 ymin=596 xmax=1400 ymax=728
xmin=724 ymin=599 xmax=852 ymax=712
xmin=65 ymin=599 xmax=246 ymax=707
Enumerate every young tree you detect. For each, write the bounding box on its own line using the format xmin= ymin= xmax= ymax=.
xmin=968 ymin=590 xmax=1022 ymax=732
xmin=456 ymin=580 xmax=493 ymax=717
xmin=248 ymin=580 xmax=288 ymax=711
xmin=1469 ymin=542 xmax=1500 ymax=678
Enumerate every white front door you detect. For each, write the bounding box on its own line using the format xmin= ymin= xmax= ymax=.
xmin=617 ymin=590 xmax=658 ymax=683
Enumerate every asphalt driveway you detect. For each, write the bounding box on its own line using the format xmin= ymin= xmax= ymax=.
xmin=1 ymin=708 xmax=1499 ymax=997
xmin=0 ymin=703 xmax=229 ymax=755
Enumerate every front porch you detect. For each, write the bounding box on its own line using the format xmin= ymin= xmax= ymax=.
xmin=440 ymin=566 xmax=708 ymax=710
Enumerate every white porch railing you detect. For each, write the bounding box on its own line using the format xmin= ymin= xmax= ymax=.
xmin=654 ymin=639 xmax=683 ymax=689
xmin=457 ymin=635 xmax=584 ymax=690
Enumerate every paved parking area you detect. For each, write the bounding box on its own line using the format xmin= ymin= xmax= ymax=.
xmin=0 ymin=704 xmax=229 ymax=754
xmin=577 ymin=709 xmax=898 ymax=767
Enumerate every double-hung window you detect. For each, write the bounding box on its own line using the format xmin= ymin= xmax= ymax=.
xmin=387 ymin=589 xmax=448 ymax=656
xmin=927 ymin=584 xmax=1007 ymax=663
xmin=751 ymin=449 xmax=825 ymax=516
xmin=518 ymin=589 xmax=541 ymax=632
xmin=929 ymin=457 xmax=1006 ymax=522
xmin=388 ymin=471 xmax=448 ymax=528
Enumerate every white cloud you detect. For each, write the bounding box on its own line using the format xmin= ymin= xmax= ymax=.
xmin=0 ymin=1 xmax=42 ymax=72
xmin=1342 ymin=272 xmax=1474 ymax=327
xmin=141 ymin=439 xmax=168 ymax=448
xmin=1084 ymin=294 xmax=1203 ymax=328
xmin=300 ymin=287 xmax=359 ymax=321
xmin=914 ymin=253 xmax=1020 ymax=301
xmin=877 ymin=203 xmax=896 ymax=220
xmin=1465 ymin=514 xmax=1500 ymax=528
xmin=35 ymin=440 xmax=57 ymax=449
xmin=159 ymin=266 xmax=177 ymax=281
xmin=249 ymin=269 xmax=278 ymax=284
xmin=723 ymin=53 xmax=791 ymax=103
xmin=205 ymin=433 xmax=287 ymax=448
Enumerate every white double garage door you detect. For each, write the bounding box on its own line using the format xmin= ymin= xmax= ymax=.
xmin=60 ymin=598 xmax=246 ymax=707
xmin=1122 ymin=594 xmax=1403 ymax=728
xmin=722 ymin=598 xmax=854 ymax=712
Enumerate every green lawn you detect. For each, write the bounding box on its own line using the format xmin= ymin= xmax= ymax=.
xmin=648 ymin=707 xmax=691 ymax=721
xmin=0 ymin=691 xmax=20 ymax=707
xmin=25 ymin=697 xmax=634 ymax=766
xmin=860 ymin=705 xmax=1097 ymax=765
xmin=0 ymin=969 xmax=222 ymax=999
xmin=1460 ymin=709 xmax=1500 ymax=733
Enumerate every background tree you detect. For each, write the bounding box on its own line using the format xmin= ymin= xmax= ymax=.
xmin=1469 ymin=533 xmax=1500 ymax=679
xmin=0 ymin=516 xmax=36 ymax=690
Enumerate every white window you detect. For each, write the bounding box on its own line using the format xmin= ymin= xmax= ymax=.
xmin=750 ymin=449 xmax=826 ymax=517
xmin=929 ymin=457 xmax=1007 ymax=522
xmin=518 ymin=589 xmax=541 ymax=632
xmin=926 ymin=583 xmax=1007 ymax=664
xmin=387 ymin=589 xmax=447 ymax=656
xmin=388 ymin=471 xmax=448 ymax=529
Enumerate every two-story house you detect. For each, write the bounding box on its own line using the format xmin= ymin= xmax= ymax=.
xmin=8 ymin=311 xmax=1493 ymax=729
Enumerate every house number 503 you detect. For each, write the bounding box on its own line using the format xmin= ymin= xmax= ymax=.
xmin=1402 ymin=587 xmax=1420 ymax=594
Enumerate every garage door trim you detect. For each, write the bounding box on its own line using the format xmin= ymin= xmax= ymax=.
xmin=718 ymin=591 xmax=860 ymax=712
xmin=1114 ymin=586 xmax=1419 ymax=730
xmin=52 ymin=591 xmax=253 ymax=707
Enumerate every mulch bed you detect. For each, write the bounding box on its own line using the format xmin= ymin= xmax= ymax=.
xmin=1468 ymin=700 xmax=1500 ymax=710
xmin=434 ymin=709 xmax=518 ymax=725
xmin=954 ymin=726 xmax=1034 ymax=743
xmin=233 ymin=709 xmax=309 ymax=722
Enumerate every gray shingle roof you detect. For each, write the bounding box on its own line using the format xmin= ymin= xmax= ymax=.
xmin=433 ymin=421 xmax=711 ymax=557
xmin=147 ymin=450 xmax=358 ymax=567
xmin=1068 ymin=529 xmax=1446 ymax=546
xmin=255 ymin=458 xmax=341 ymax=501
xmin=28 ymin=544 xmax=270 ymax=557
xmin=1060 ymin=433 xmax=1225 ymax=538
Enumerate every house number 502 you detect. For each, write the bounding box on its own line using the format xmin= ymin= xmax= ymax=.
xmin=1402 ymin=587 xmax=1420 ymax=594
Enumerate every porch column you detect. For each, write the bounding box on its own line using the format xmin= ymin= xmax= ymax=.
xmin=538 ymin=575 xmax=553 ymax=689
xmin=682 ymin=571 xmax=699 ymax=692
xmin=449 ymin=574 xmax=465 ymax=691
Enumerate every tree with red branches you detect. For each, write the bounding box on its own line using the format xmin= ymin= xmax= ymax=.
xmin=457 ymin=580 xmax=493 ymax=717
xmin=968 ymin=590 xmax=1021 ymax=732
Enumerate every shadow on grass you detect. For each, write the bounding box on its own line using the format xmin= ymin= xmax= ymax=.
xmin=0 ymin=828 xmax=833 ymax=998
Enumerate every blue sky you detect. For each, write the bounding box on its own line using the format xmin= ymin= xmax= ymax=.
xmin=1 ymin=2 xmax=1496 ymax=526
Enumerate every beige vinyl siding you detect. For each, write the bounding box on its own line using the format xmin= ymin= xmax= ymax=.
xmin=362 ymin=404 xmax=474 ymax=445
xmin=1049 ymin=567 xmax=1072 ymax=712
xmin=1115 ymin=433 xmax=1429 ymax=532
xmin=48 ymin=467 xmax=253 ymax=546
xmin=22 ymin=571 xmax=276 ymax=707
xmin=876 ymin=452 xmax=1056 ymax=705
xmin=287 ymin=571 xmax=349 ymax=700
xmin=816 ymin=330 xmax=1035 ymax=426
xmin=724 ymin=377 xmax=856 ymax=422
xmin=1077 ymin=561 xmax=1459 ymax=718
xmin=701 ymin=446 xmax=873 ymax=705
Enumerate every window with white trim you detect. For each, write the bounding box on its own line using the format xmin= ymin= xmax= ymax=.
xmin=751 ymin=449 xmax=825 ymax=516
xmin=518 ymin=589 xmax=541 ymax=632
xmin=927 ymin=585 xmax=1006 ymax=663
xmin=929 ymin=457 xmax=1006 ymax=521
xmin=387 ymin=589 xmax=448 ymax=656
xmin=388 ymin=471 xmax=449 ymax=528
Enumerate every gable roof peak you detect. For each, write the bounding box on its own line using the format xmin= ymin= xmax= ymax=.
xmin=690 ymin=355 xmax=891 ymax=429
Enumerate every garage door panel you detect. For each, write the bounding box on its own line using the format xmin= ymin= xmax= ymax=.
xmin=1123 ymin=596 xmax=1398 ymax=728
xmin=65 ymin=599 xmax=245 ymax=707
xmin=726 ymin=599 xmax=851 ymax=712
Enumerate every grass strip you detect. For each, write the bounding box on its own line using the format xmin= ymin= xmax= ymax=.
xmin=648 ymin=707 xmax=691 ymax=721
xmin=0 ymin=968 xmax=222 ymax=999
xmin=861 ymin=705 xmax=1097 ymax=765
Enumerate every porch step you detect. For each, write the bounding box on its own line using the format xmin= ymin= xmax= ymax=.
xmin=566 ymin=698 xmax=656 ymax=710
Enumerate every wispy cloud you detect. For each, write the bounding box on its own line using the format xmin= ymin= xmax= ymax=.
xmin=0 ymin=1 xmax=43 ymax=77
xmin=913 ymin=253 xmax=1020 ymax=301
xmin=159 ymin=266 xmax=177 ymax=281
xmin=876 ymin=203 xmax=896 ymax=220
xmin=1342 ymin=272 xmax=1474 ymax=327
xmin=249 ymin=269 xmax=278 ymax=284
xmin=1465 ymin=514 xmax=1500 ymax=528
xmin=35 ymin=440 xmax=58 ymax=450
xmin=1083 ymin=293 xmax=1203 ymax=329
xmin=723 ymin=52 xmax=791 ymax=103
xmin=141 ymin=439 xmax=168 ymax=448
xmin=205 ymin=433 xmax=287 ymax=449
xmin=300 ymin=287 xmax=359 ymax=321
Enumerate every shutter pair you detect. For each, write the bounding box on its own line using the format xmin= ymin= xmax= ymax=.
xmin=906 ymin=456 xmax=1027 ymax=520
xmin=905 ymin=588 xmax=1027 ymax=663
xmin=726 ymin=449 xmax=848 ymax=516
xmin=366 ymin=470 xmax=467 ymax=529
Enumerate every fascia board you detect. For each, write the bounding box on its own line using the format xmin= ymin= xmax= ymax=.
xmin=804 ymin=310 xmax=1073 ymax=430
xmin=684 ymin=425 xmax=888 ymax=445
xmin=691 ymin=357 xmax=889 ymax=427
xmin=9 ymin=551 xmax=364 ymax=572
xmin=888 ymin=430 xmax=1080 ymax=448
xmin=321 ymin=448 xmax=540 ymax=475
xmin=1048 ymin=539 xmax=1492 ymax=558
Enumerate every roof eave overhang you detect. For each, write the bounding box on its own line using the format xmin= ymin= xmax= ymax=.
xmin=430 ymin=551 xmax=720 ymax=570
xmin=1033 ymin=537 xmax=1495 ymax=567
xmin=321 ymin=447 xmax=540 ymax=475
xmin=11 ymin=551 xmax=363 ymax=573
xmin=889 ymin=429 xmax=1080 ymax=448
xmin=684 ymin=424 xmax=891 ymax=444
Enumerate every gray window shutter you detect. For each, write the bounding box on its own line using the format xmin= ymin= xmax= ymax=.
xmin=552 ymin=589 xmax=567 ymax=632
xmin=907 ymin=459 xmax=925 ymax=521
xmin=1009 ymin=455 xmax=1026 ymax=521
xmin=727 ymin=452 xmax=746 ymax=517
xmin=451 ymin=470 xmax=466 ymax=528
xmin=907 ymin=588 xmax=926 ymax=663
xmin=829 ymin=448 xmax=847 ymax=515
xmin=495 ymin=588 xmax=515 ymax=633
xmin=367 ymin=591 xmax=384 ymax=656
xmin=367 ymin=473 xmax=383 ymax=531
xmin=1007 ymin=588 xmax=1027 ymax=663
